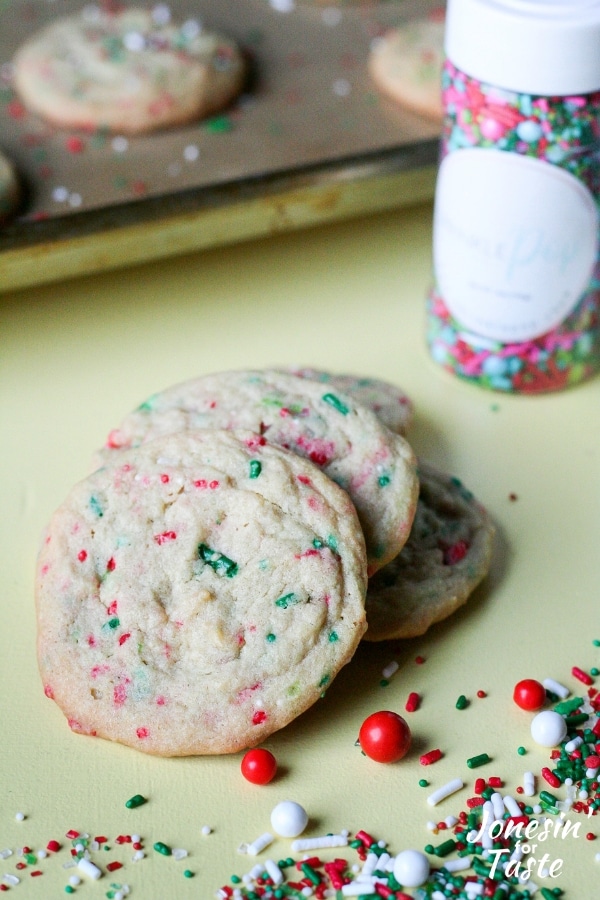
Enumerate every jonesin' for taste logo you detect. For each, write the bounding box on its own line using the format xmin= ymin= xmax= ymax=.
xmin=472 ymin=805 xmax=590 ymax=881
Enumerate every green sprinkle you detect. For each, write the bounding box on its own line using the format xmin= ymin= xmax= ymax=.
xmin=328 ymin=631 xmax=339 ymax=642
xmin=517 ymin=746 xmax=527 ymax=755
xmin=593 ymin=639 xmax=600 ymax=647
xmin=378 ymin=474 xmax=391 ymax=487
xmin=433 ymin=838 xmax=457 ymax=857
xmin=300 ymin=863 xmax=321 ymax=886
xmin=419 ymin=778 xmax=429 ymax=787
xmin=467 ymin=753 xmax=491 ymax=768
xmin=592 ymin=667 xmax=599 ymax=676
xmin=65 ymin=887 xmax=75 ymax=894
xmin=424 ymin=843 xmax=435 ymax=854
xmin=456 ymin=694 xmax=469 ymax=710
xmin=275 ymin=592 xmax=298 ymax=609
xmin=554 ymin=696 xmax=584 ymax=715
xmin=231 ymin=874 xmax=242 ymax=883
xmin=183 ymin=870 xmax=194 ymax=878
xmin=266 ymin=633 xmax=276 ymax=643
xmin=103 ymin=617 xmax=120 ymax=631
xmin=125 ymin=793 xmax=147 ymax=809
xmin=380 ymin=679 xmax=389 ymax=687
xmin=89 ymin=495 xmax=104 ymax=517
xmin=204 ymin=114 xmax=233 ymax=133
xmin=321 ymin=392 xmax=349 ymax=415
xmin=319 ymin=674 xmax=330 ymax=687
xmin=540 ymin=790 xmax=559 ymax=806
xmin=249 ymin=460 xmax=262 ymax=479
xmin=153 ymin=841 xmax=172 ymax=856
xmin=198 ymin=543 xmax=238 ymax=577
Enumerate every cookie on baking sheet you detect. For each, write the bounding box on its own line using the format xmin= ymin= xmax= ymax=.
xmin=36 ymin=430 xmax=368 ymax=756
xmin=282 ymin=367 xmax=413 ymax=436
xmin=364 ymin=461 xmax=495 ymax=641
xmin=12 ymin=8 xmax=246 ymax=135
xmin=368 ymin=12 xmax=445 ymax=122
xmin=0 ymin=149 xmax=20 ymax=225
xmin=95 ymin=369 xmax=419 ymax=575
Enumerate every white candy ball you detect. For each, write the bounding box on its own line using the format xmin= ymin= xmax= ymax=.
xmin=270 ymin=800 xmax=308 ymax=838
xmin=530 ymin=710 xmax=567 ymax=747
xmin=393 ymin=849 xmax=430 ymax=888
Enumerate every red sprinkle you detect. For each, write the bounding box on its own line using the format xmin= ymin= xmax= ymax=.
xmin=405 ymin=692 xmax=421 ymax=712
xmin=467 ymin=796 xmax=486 ymax=808
xmin=66 ymin=830 xmax=80 ymax=840
xmin=487 ymin=777 xmax=503 ymax=788
xmin=572 ymin=666 xmax=594 ymax=686
xmin=585 ymin=755 xmax=600 ymax=768
xmin=415 ymin=656 xmax=426 ymax=665
xmin=154 ymin=530 xmax=177 ymax=545
xmin=355 ymin=830 xmax=375 ymax=847
xmin=31 ymin=871 xmax=43 ymax=877
xmin=541 ymin=767 xmax=561 ymax=788
xmin=586 ymin=832 xmax=596 ymax=841
xmin=46 ymin=840 xmax=60 ymax=853
xmin=252 ymin=710 xmax=267 ymax=726
xmin=107 ymin=862 xmax=123 ymax=872
xmin=477 ymin=690 xmax=487 ymax=698
xmin=420 ymin=748 xmax=443 ymax=766
xmin=77 ymin=550 xmax=87 ymax=562
xmin=474 ymin=778 xmax=486 ymax=794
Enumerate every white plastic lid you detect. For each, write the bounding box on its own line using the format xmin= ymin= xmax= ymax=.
xmin=445 ymin=0 xmax=600 ymax=96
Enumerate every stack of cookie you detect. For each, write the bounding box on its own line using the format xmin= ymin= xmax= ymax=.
xmin=35 ymin=368 xmax=493 ymax=755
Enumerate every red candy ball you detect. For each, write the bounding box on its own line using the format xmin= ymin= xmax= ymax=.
xmin=241 ymin=748 xmax=277 ymax=785
xmin=358 ymin=711 xmax=412 ymax=763
xmin=513 ymin=679 xmax=546 ymax=711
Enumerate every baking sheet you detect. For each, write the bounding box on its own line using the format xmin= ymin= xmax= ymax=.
xmin=0 ymin=0 xmax=442 ymax=289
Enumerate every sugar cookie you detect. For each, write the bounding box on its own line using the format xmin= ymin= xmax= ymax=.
xmin=12 ymin=8 xmax=246 ymax=134
xmin=96 ymin=370 xmax=418 ymax=574
xmin=0 ymin=149 xmax=20 ymax=225
xmin=36 ymin=430 xmax=368 ymax=755
xmin=368 ymin=13 xmax=445 ymax=122
xmin=364 ymin=462 xmax=494 ymax=640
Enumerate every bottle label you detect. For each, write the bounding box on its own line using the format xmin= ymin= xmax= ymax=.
xmin=433 ymin=147 xmax=599 ymax=343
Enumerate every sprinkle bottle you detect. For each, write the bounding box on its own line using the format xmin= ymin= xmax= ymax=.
xmin=426 ymin=0 xmax=600 ymax=393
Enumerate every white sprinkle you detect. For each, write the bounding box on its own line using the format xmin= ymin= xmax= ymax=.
xmin=247 ymin=833 xmax=274 ymax=856
xmin=168 ymin=162 xmax=182 ymax=177
xmin=131 ymin=835 xmax=141 ymax=844
xmin=444 ymin=816 xmax=458 ymax=828
xmin=69 ymin=875 xmax=81 ymax=886
xmin=432 ymin=892 xmax=447 ymax=900
xmin=580 ymin=789 xmax=589 ymax=799
xmin=444 ymin=857 xmax=471 ymax=872
xmin=3 ymin=874 xmax=19 ymax=886
xmin=201 ymin=825 xmax=212 ymax=836
xmin=37 ymin=849 xmax=47 ymax=859
xmin=183 ymin=144 xmax=200 ymax=162
xmin=426 ymin=820 xmax=438 ymax=832
xmin=587 ymin=766 xmax=600 ymax=778
xmin=332 ymin=78 xmax=351 ymax=97
xmin=152 ymin=3 xmax=171 ymax=25
xmin=360 ymin=852 xmax=378 ymax=877
xmin=68 ymin=193 xmax=83 ymax=208
xmin=77 ymin=858 xmax=102 ymax=880
xmin=341 ymin=882 xmax=377 ymax=896
xmin=523 ymin=771 xmax=536 ymax=797
xmin=0 ymin=851 xmax=11 ymax=860
xmin=291 ymin=834 xmax=348 ymax=851
xmin=491 ymin=792 xmax=505 ymax=820
xmin=503 ymin=795 xmax=522 ymax=818
xmin=381 ymin=661 xmax=399 ymax=680
xmin=376 ymin=852 xmax=391 ymax=871
xmin=543 ymin=678 xmax=569 ymax=699
xmin=264 ymin=859 xmax=284 ymax=886
xmin=122 ymin=30 xmax=146 ymax=52
xmin=269 ymin=0 xmax=295 ymax=11
xmin=249 ymin=862 xmax=264 ymax=879
xmin=112 ymin=136 xmax=129 ymax=153
xmin=427 ymin=777 xmax=464 ymax=806
xmin=90 ymin=841 xmax=100 ymax=851
xmin=181 ymin=19 xmax=201 ymax=39
xmin=132 ymin=850 xmax=145 ymax=861
xmin=595 ymin=852 xmax=600 ymax=862
xmin=565 ymin=735 xmax=583 ymax=753
xmin=533 ymin=804 xmax=543 ymax=814
xmin=52 ymin=186 xmax=69 ymax=202
xmin=172 ymin=848 xmax=188 ymax=860
xmin=14 ymin=812 xmax=25 ymax=822
xmin=321 ymin=7 xmax=342 ymax=26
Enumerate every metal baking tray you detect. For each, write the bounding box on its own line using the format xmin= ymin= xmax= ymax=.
xmin=0 ymin=0 xmax=441 ymax=291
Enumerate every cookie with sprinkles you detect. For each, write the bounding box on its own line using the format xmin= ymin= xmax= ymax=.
xmin=281 ymin=366 xmax=413 ymax=435
xmin=95 ymin=369 xmax=419 ymax=574
xmin=12 ymin=8 xmax=246 ymax=135
xmin=364 ymin=461 xmax=495 ymax=640
xmin=36 ymin=430 xmax=367 ymax=755
xmin=0 ymin=148 xmax=20 ymax=225
xmin=368 ymin=11 xmax=445 ymax=122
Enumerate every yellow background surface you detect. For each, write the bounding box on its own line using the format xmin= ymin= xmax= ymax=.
xmin=1 ymin=203 xmax=599 ymax=897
